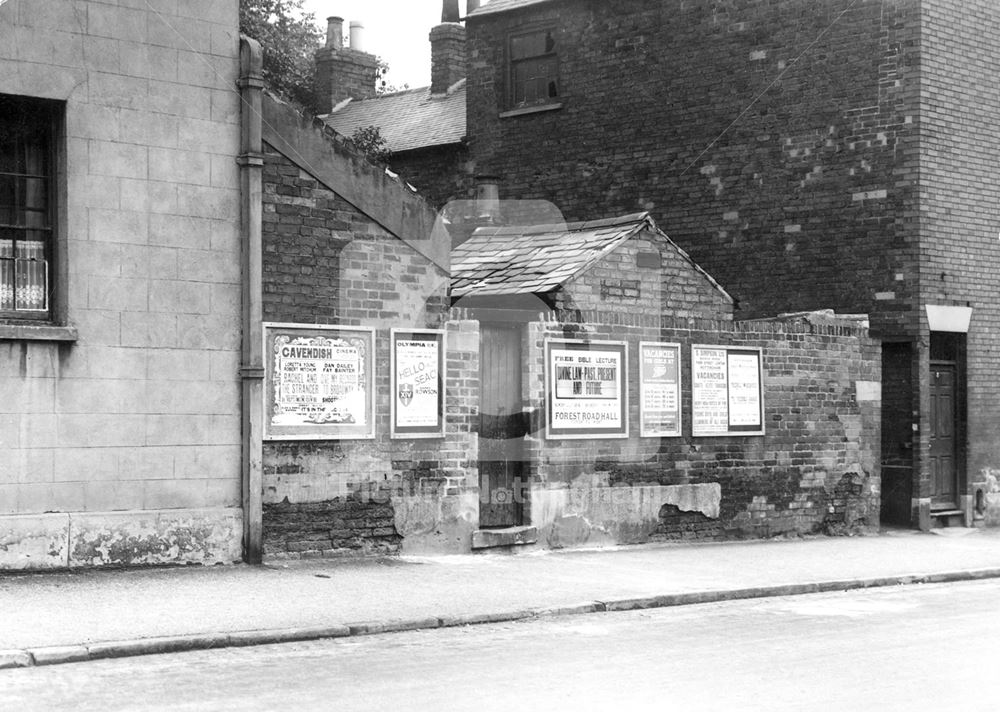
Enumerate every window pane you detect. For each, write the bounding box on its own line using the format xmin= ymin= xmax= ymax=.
xmin=0 ymin=94 xmax=56 ymax=317
xmin=511 ymin=31 xmax=545 ymax=60
xmin=15 ymin=256 xmax=47 ymax=311
xmin=0 ymin=254 xmax=13 ymax=310
xmin=0 ymin=175 xmax=14 ymax=225
xmin=513 ymin=57 xmax=558 ymax=105
xmin=511 ymin=30 xmax=556 ymax=59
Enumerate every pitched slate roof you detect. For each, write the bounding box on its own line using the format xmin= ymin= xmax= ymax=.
xmin=321 ymin=80 xmax=466 ymax=154
xmin=466 ymin=0 xmax=556 ymax=18
xmin=450 ymin=212 xmax=733 ymax=301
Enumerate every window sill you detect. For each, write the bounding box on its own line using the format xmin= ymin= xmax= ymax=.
xmin=0 ymin=323 xmax=78 ymax=342
xmin=499 ymin=102 xmax=563 ymax=119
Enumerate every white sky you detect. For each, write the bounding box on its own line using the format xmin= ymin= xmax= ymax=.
xmin=300 ymin=0 xmax=480 ymax=90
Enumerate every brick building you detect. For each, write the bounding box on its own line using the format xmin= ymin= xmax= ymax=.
xmin=0 ymin=0 xmax=244 ymax=567
xmin=318 ymin=14 xmax=471 ymax=211
xmin=464 ymin=0 xmax=1000 ymax=529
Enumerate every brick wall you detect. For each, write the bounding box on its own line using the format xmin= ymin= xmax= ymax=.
xmin=559 ymin=229 xmax=733 ymax=320
xmin=0 ymin=0 xmax=243 ymax=567
xmin=260 ymin=135 xmax=475 ymax=558
xmin=389 ymin=144 xmax=472 ymax=212
xmin=466 ymin=0 xmax=918 ymax=333
xmin=526 ymin=311 xmax=881 ymax=539
xmin=913 ymin=1 xmax=1000 ymax=512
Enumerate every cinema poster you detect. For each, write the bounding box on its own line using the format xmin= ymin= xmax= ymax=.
xmin=264 ymin=323 xmax=375 ymax=440
xmin=391 ymin=329 xmax=445 ymax=438
xmin=691 ymin=345 xmax=764 ymax=436
xmin=639 ymin=342 xmax=682 ymax=437
xmin=545 ymin=340 xmax=628 ymax=439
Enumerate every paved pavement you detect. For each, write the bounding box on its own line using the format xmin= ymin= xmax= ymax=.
xmin=2 ymin=527 xmax=1000 ymax=669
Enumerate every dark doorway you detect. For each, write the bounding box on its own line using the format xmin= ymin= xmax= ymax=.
xmin=478 ymin=323 xmax=525 ymax=528
xmin=880 ymin=341 xmax=914 ymax=525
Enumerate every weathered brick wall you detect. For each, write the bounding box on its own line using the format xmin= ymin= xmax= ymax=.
xmin=527 ymin=311 xmax=881 ymax=539
xmin=262 ymin=144 xmax=449 ymax=328
xmin=389 ymin=144 xmax=472 ymax=212
xmin=260 ymin=140 xmax=475 ymax=558
xmin=466 ymin=0 xmax=918 ymax=333
xmin=913 ymin=1 xmax=1000 ymax=515
xmin=560 ymin=230 xmax=733 ymax=320
xmin=0 ymin=0 xmax=243 ymax=567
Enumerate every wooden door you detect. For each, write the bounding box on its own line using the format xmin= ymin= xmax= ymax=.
xmin=478 ymin=323 xmax=524 ymax=528
xmin=929 ymin=363 xmax=957 ymax=506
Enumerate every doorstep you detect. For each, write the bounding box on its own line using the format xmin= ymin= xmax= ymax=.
xmin=471 ymin=525 xmax=538 ymax=550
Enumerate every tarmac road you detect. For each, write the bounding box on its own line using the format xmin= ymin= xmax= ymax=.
xmin=3 ymin=578 xmax=998 ymax=711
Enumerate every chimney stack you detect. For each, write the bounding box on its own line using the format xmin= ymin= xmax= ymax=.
xmin=467 ymin=0 xmax=481 ymax=13
xmin=430 ymin=1 xmax=466 ymax=94
xmin=314 ymin=17 xmax=378 ymax=112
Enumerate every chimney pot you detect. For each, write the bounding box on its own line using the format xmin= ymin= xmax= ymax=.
xmin=475 ymin=176 xmax=501 ymax=221
xmin=325 ymin=16 xmax=344 ymax=49
xmin=442 ymin=0 xmax=460 ymax=23
xmin=349 ymin=21 xmax=365 ymax=52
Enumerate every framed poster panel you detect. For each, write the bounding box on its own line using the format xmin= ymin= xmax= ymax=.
xmin=545 ymin=339 xmax=628 ymax=439
xmin=390 ymin=329 xmax=446 ymax=439
xmin=639 ymin=341 xmax=682 ymax=437
xmin=263 ymin=323 xmax=375 ymax=441
xmin=691 ymin=345 xmax=764 ymax=437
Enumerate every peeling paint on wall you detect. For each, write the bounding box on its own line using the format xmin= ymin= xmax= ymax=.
xmin=0 ymin=509 xmax=242 ymax=570
xmin=531 ymin=483 xmax=722 ymax=549
xmin=392 ymin=491 xmax=478 ymax=555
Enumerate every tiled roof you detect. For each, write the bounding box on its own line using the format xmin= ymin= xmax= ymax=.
xmin=466 ymin=0 xmax=556 ymax=18
xmin=321 ymin=80 xmax=466 ymax=154
xmin=451 ymin=212 xmax=732 ymax=301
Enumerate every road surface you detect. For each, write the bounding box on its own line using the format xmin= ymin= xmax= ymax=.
xmin=3 ymin=579 xmax=998 ymax=711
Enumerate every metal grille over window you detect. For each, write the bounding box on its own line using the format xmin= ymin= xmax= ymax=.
xmin=0 ymin=97 xmax=52 ymax=316
xmin=510 ymin=29 xmax=558 ymax=107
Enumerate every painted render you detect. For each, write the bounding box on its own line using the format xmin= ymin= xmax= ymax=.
xmin=0 ymin=0 xmax=243 ymax=568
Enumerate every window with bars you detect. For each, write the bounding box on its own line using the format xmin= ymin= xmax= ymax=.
xmin=0 ymin=95 xmax=56 ymax=320
xmin=509 ymin=27 xmax=559 ymax=109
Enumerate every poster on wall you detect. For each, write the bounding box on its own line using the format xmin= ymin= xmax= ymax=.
xmin=263 ymin=323 xmax=375 ymax=441
xmin=691 ymin=345 xmax=764 ymax=436
xmin=639 ymin=342 xmax=682 ymax=437
xmin=391 ymin=329 xmax=445 ymax=438
xmin=545 ymin=339 xmax=628 ymax=439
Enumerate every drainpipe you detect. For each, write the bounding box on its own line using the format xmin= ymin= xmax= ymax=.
xmin=238 ymin=36 xmax=265 ymax=564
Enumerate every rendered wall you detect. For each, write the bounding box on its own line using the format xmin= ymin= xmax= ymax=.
xmin=0 ymin=0 xmax=243 ymax=568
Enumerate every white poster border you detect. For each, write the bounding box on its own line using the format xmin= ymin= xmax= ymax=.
xmin=691 ymin=344 xmax=765 ymax=437
xmin=638 ymin=341 xmax=683 ymax=438
xmin=390 ymin=328 xmax=446 ymax=439
xmin=544 ymin=338 xmax=629 ymax=440
xmin=262 ymin=322 xmax=376 ymax=441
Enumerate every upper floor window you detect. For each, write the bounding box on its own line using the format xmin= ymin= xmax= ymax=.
xmin=509 ymin=28 xmax=559 ymax=108
xmin=0 ymin=95 xmax=56 ymax=320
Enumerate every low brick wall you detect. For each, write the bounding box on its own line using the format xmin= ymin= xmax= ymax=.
xmin=526 ymin=312 xmax=881 ymax=545
xmin=263 ymin=497 xmax=401 ymax=558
